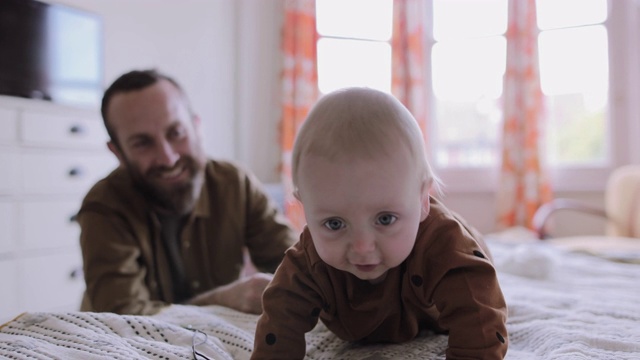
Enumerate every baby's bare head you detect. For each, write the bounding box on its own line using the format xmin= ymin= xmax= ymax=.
xmin=292 ymin=87 xmax=438 ymax=192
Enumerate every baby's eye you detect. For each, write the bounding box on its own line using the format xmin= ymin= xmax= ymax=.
xmin=376 ymin=214 xmax=397 ymax=226
xmin=323 ymin=218 xmax=345 ymax=231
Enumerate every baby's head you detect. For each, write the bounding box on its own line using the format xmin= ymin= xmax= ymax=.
xmin=292 ymin=87 xmax=436 ymax=191
xmin=292 ymin=87 xmax=438 ymax=282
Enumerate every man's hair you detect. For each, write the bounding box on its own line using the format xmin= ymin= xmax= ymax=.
xmin=292 ymin=87 xmax=440 ymax=193
xmin=101 ymin=69 xmax=190 ymax=146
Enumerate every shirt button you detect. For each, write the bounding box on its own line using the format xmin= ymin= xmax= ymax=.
xmin=183 ymin=241 xmax=191 ymax=249
xmin=150 ymin=281 xmax=158 ymax=289
xmin=191 ymin=280 xmax=200 ymax=289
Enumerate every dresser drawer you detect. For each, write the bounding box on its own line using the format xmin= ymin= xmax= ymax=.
xmin=20 ymin=200 xmax=80 ymax=250
xmin=0 ymin=107 xmax=18 ymax=143
xmin=21 ymin=151 xmax=117 ymax=195
xmin=21 ymin=111 xmax=107 ymax=149
xmin=0 ymin=201 xmax=17 ymax=254
xmin=18 ymin=250 xmax=84 ymax=313
xmin=0 ymin=148 xmax=19 ymax=194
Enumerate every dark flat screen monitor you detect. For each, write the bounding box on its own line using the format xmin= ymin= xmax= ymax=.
xmin=0 ymin=0 xmax=103 ymax=107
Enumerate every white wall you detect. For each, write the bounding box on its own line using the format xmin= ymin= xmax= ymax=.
xmin=235 ymin=0 xmax=285 ymax=183
xmin=49 ymin=0 xmax=286 ymax=182
xmin=47 ymin=0 xmax=239 ymax=161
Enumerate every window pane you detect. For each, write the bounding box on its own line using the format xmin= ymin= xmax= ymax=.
xmin=317 ymin=38 xmax=391 ymax=94
xmin=432 ymin=36 xmax=506 ymax=167
xmin=432 ymin=37 xmax=506 ymax=101
xmin=537 ymin=0 xmax=607 ymax=30
xmin=433 ymin=0 xmax=507 ymax=41
xmin=316 ymin=0 xmax=393 ymax=41
xmin=539 ymin=25 xmax=609 ymax=165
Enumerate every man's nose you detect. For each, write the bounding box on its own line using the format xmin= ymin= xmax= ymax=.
xmin=156 ymin=141 xmax=180 ymax=167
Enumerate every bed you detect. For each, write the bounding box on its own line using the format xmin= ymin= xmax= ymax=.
xmin=1 ymin=230 xmax=639 ymax=360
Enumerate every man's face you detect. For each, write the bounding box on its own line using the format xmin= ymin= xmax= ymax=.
xmin=106 ymin=79 xmax=207 ymax=215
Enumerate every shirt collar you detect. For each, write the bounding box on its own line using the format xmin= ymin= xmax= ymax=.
xmin=192 ymin=173 xmax=210 ymax=218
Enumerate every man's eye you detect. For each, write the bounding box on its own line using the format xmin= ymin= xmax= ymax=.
xmin=169 ymin=127 xmax=186 ymax=139
xmin=376 ymin=214 xmax=397 ymax=226
xmin=131 ymin=140 xmax=151 ymax=149
xmin=323 ymin=219 xmax=344 ymax=231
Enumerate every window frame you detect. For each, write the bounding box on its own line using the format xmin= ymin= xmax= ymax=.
xmin=424 ymin=0 xmax=640 ymax=193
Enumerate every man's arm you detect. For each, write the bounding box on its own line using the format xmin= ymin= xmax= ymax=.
xmin=242 ymin=174 xmax=298 ymax=273
xmin=78 ymin=210 xmax=166 ymax=315
xmin=81 ymin=205 xmax=274 ymax=315
xmin=185 ymin=272 xmax=273 ymax=314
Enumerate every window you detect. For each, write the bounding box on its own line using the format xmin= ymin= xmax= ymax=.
xmin=316 ymin=0 xmax=393 ymax=94
xmin=315 ymin=0 xmax=633 ymax=192
xmin=431 ymin=0 xmax=507 ymax=168
xmin=537 ymin=0 xmax=609 ymax=166
xmin=432 ymin=0 xmax=608 ymax=170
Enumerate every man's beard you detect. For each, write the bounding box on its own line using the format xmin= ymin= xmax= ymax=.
xmin=126 ymin=155 xmax=206 ymax=216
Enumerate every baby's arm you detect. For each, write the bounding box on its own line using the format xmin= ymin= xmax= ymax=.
xmin=433 ymin=255 xmax=508 ymax=359
xmin=251 ymin=247 xmax=324 ymax=360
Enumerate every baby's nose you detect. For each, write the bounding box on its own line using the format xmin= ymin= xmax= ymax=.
xmin=351 ymin=232 xmax=376 ymax=254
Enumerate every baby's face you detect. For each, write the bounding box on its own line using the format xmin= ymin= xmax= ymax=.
xmin=297 ymin=150 xmax=429 ymax=283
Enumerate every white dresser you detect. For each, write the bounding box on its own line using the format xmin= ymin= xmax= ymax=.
xmin=0 ymin=96 xmax=117 ymax=322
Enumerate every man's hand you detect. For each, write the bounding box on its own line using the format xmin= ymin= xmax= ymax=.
xmin=186 ymin=273 xmax=273 ymax=314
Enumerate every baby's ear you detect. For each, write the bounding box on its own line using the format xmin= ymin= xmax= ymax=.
xmin=420 ymin=179 xmax=432 ymax=221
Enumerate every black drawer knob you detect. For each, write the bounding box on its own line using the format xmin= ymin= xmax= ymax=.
xmin=68 ymin=167 xmax=84 ymax=177
xmin=69 ymin=267 xmax=83 ymax=280
xmin=69 ymin=125 xmax=85 ymax=134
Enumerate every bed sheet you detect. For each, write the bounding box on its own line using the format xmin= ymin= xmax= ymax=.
xmin=1 ymin=239 xmax=639 ymax=359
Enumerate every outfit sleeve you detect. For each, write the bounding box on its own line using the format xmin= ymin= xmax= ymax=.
xmin=435 ymin=256 xmax=508 ymax=359
xmin=252 ymin=242 xmax=324 ymax=360
xmin=422 ymin=215 xmax=508 ymax=359
xmin=242 ymin=171 xmax=297 ymax=273
xmin=78 ymin=208 xmax=166 ymax=315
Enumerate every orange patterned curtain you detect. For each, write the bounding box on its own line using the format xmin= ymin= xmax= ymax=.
xmin=279 ymin=0 xmax=319 ymax=232
xmin=391 ymin=0 xmax=428 ymax=137
xmin=496 ymin=0 xmax=553 ymax=230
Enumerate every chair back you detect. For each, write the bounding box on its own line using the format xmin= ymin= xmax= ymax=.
xmin=605 ymin=165 xmax=640 ymax=238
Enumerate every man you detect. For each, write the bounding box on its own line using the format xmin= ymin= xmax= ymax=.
xmin=78 ymin=69 xmax=297 ymax=315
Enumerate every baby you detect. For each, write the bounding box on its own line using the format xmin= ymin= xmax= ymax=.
xmin=252 ymin=87 xmax=508 ymax=359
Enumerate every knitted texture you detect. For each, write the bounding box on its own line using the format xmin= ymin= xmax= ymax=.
xmin=1 ymin=241 xmax=639 ymax=359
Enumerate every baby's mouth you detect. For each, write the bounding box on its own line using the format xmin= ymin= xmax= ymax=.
xmin=355 ymin=264 xmax=378 ymax=272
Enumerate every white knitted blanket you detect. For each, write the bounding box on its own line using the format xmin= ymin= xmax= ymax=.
xmin=1 ymin=240 xmax=639 ymax=360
